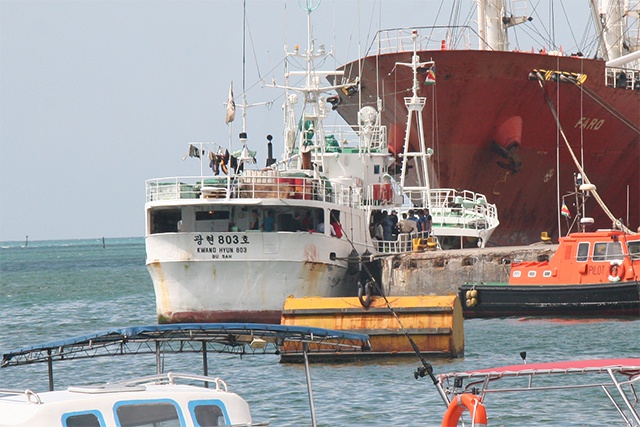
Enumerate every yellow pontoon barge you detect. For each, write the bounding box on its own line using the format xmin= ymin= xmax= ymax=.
xmin=281 ymin=295 xmax=463 ymax=360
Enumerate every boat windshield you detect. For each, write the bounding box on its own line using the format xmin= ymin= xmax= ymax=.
xmin=115 ymin=401 xmax=181 ymax=426
xmin=576 ymin=242 xmax=589 ymax=262
xmin=592 ymin=241 xmax=624 ymax=261
xmin=628 ymin=241 xmax=640 ymax=260
xmin=149 ymin=206 xmax=326 ymax=234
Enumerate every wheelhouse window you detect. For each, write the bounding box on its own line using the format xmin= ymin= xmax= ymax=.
xmin=189 ymin=400 xmax=228 ymax=426
xmin=592 ymin=241 xmax=623 ymax=261
xmin=576 ymin=242 xmax=589 ymax=262
xmin=115 ymin=401 xmax=182 ymax=427
xmin=195 ymin=209 xmax=231 ymax=232
xmin=150 ymin=208 xmax=182 ymax=234
xmin=63 ymin=412 xmax=103 ymax=427
xmin=628 ymin=241 xmax=640 ymax=260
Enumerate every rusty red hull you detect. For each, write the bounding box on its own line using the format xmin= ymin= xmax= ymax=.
xmin=336 ymin=50 xmax=640 ymax=245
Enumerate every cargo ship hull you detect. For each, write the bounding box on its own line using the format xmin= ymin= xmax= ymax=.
xmin=336 ymin=50 xmax=639 ymax=245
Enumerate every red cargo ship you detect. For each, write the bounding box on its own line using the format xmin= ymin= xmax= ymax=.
xmin=333 ymin=1 xmax=639 ymax=246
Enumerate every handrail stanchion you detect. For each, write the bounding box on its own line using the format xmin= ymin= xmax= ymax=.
xmin=303 ymin=342 xmax=317 ymax=427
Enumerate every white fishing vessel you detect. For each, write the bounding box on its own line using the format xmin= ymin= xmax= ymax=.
xmin=0 ymin=323 xmax=370 ymax=427
xmin=144 ymin=3 xmax=498 ymax=324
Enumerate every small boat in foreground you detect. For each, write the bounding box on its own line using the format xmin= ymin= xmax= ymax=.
xmin=459 ymin=228 xmax=640 ymax=317
xmin=426 ymin=358 xmax=640 ymax=426
xmin=0 ymin=323 xmax=370 ymax=426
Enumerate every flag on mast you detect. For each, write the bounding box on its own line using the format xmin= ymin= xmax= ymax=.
xmin=424 ymin=65 xmax=436 ymax=85
xmin=561 ymin=200 xmax=571 ymax=218
xmin=225 ymin=82 xmax=235 ymax=124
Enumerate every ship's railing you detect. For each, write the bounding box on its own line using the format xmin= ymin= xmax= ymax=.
xmin=403 ymin=188 xmax=499 ymax=231
xmin=367 ymin=26 xmax=480 ymax=56
xmin=317 ymin=123 xmax=387 ymax=153
xmin=375 ymin=230 xmax=435 ymax=253
xmin=146 ymin=177 xmax=207 ymax=201
xmin=605 ymin=66 xmax=640 ymax=90
xmin=234 ymin=171 xmax=332 ymax=202
xmin=146 ymin=174 xmax=329 ymax=203
xmin=146 ymin=173 xmax=402 ymax=210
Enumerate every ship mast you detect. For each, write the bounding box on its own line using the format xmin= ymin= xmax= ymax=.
xmin=591 ymin=0 xmax=640 ymax=62
xmin=274 ymin=0 xmax=346 ymax=170
xmin=478 ymin=0 xmax=530 ymax=51
xmin=396 ymin=30 xmax=434 ymax=208
xmin=229 ymin=0 xmax=276 ymax=176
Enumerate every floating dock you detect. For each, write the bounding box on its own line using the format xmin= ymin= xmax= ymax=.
xmin=281 ymin=295 xmax=463 ymax=360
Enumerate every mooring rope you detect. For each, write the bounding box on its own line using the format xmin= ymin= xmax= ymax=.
xmin=534 ymin=72 xmax=635 ymax=234
xmin=333 ymin=210 xmax=450 ymax=406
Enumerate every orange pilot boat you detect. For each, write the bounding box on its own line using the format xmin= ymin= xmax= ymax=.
xmin=460 ymin=229 xmax=640 ymax=317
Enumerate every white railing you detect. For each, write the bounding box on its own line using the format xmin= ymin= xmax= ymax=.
xmin=314 ymin=123 xmax=387 ymax=153
xmin=605 ymin=67 xmax=639 ymax=90
xmin=146 ymin=173 xmax=400 ymax=209
xmin=402 ymin=188 xmax=499 ymax=231
xmin=375 ymin=231 xmax=435 ymax=253
xmin=146 ymin=177 xmax=498 ymax=233
xmin=367 ymin=26 xmax=479 ymax=56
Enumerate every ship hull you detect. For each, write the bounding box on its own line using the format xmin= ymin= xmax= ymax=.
xmin=146 ymin=232 xmax=360 ymax=324
xmin=459 ymin=281 xmax=640 ymax=318
xmin=337 ymin=50 xmax=640 ymax=245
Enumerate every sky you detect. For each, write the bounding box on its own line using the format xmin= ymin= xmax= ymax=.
xmin=0 ymin=0 xmax=595 ymax=242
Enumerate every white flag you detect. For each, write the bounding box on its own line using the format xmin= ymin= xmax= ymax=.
xmin=225 ymin=82 xmax=235 ymax=124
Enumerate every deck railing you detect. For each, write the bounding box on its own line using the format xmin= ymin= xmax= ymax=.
xmin=402 ymin=188 xmax=499 ymax=231
xmin=146 ymin=173 xmax=400 ymax=209
xmin=146 ymin=177 xmax=497 ymax=232
xmin=368 ymin=27 xmax=640 ymax=92
xmin=375 ymin=231 xmax=434 ymax=253
xmin=605 ymin=67 xmax=639 ymax=90
xmin=367 ymin=26 xmax=479 ymax=56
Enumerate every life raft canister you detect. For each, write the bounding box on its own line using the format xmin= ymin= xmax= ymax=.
xmin=608 ymin=259 xmax=625 ymax=282
xmin=441 ymin=393 xmax=488 ymax=427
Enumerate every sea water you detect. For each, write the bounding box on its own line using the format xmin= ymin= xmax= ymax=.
xmin=1 ymin=238 xmax=638 ymax=426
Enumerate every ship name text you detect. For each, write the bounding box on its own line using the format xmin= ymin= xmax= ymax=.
xmin=574 ymin=117 xmax=604 ymax=130
xmin=587 ymin=265 xmax=610 ymax=275
xmin=193 ymin=233 xmax=250 ymax=259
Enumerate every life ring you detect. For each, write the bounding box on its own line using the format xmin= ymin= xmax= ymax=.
xmin=441 ymin=394 xmax=488 ymax=427
xmin=608 ymin=260 xmax=625 ymax=282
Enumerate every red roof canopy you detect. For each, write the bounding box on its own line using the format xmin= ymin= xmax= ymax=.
xmin=440 ymin=358 xmax=640 ymax=380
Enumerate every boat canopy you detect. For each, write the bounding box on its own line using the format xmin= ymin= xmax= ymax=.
xmin=438 ymin=358 xmax=640 ymax=381
xmin=2 ymin=323 xmax=371 ymax=398
xmin=0 ymin=323 xmax=370 ymax=368
xmin=1 ymin=324 xmax=371 ymax=425
xmin=433 ymin=358 xmax=640 ymax=426
xmin=1 ymin=323 xmax=371 ymax=368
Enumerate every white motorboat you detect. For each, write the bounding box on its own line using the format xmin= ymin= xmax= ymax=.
xmin=0 ymin=323 xmax=370 ymax=427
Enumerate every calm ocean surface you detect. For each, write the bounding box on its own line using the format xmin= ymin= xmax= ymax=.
xmin=1 ymin=238 xmax=638 ymax=426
